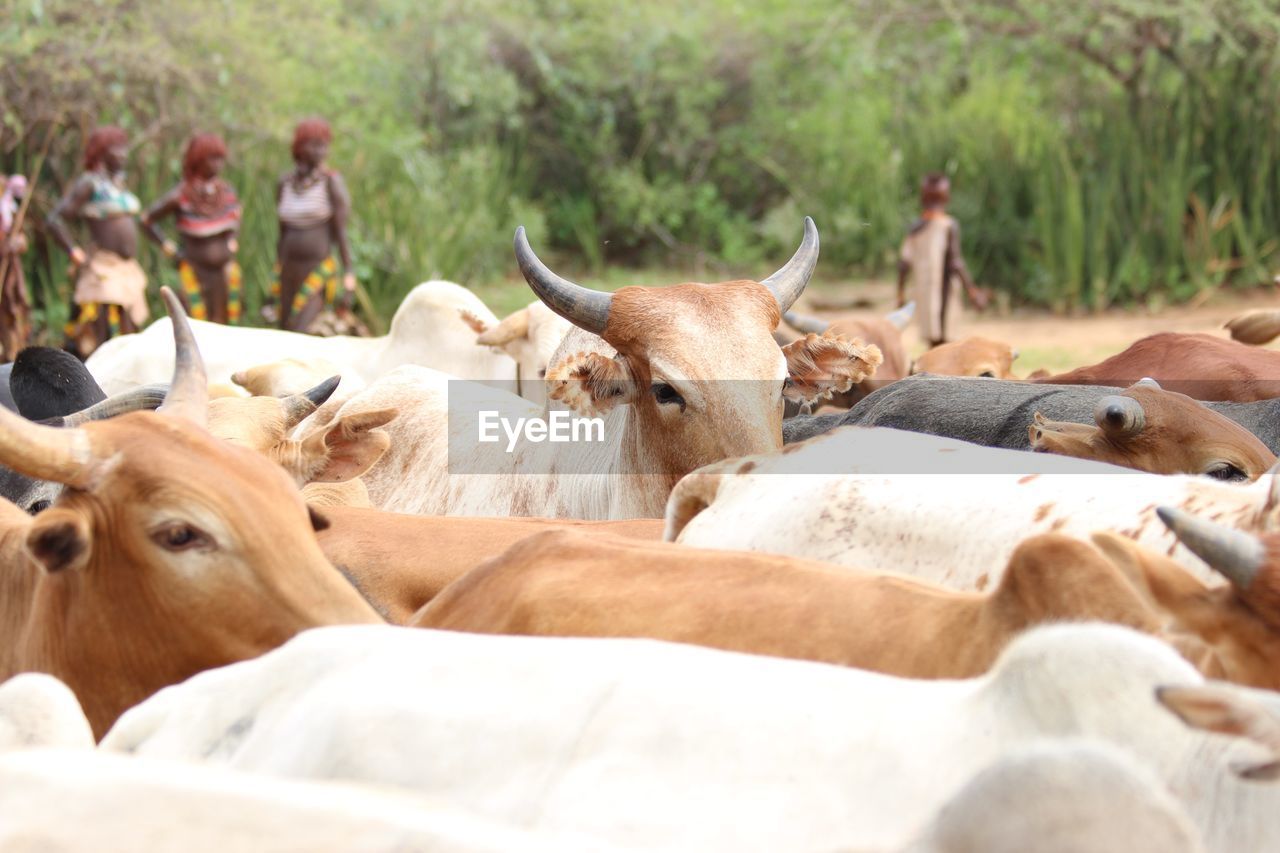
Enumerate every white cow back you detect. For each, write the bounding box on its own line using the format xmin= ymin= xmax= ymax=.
xmin=0 ymin=749 xmax=586 ymax=852
xmin=668 ymin=426 xmax=1273 ymax=588
xmin=86 ymin=281 xmax=518 ymax=396
xmin=102 ymin=623 xmax=1277 ymax=851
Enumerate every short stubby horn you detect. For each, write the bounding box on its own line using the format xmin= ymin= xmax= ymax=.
xmin=157 ymin=287 xmax=209 ymax=426
xmin=1156 ymin=505 xmax=1265 ymax=590
xmin=761 ymin=217 xmax=820 ymax=313
xmin=513 ymin=227 xmax=612 ymax=336
xmin=282 ymin=375 xmax=342 ymax=428
xmin=1094 ymin=395 xmax=1145 ymax=438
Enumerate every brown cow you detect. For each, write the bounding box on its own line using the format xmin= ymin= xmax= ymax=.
xmin=0 ymin=289 xmax=382 ymax=738
xmin=779 ymin=304 xmax=913 ymax=405
xmin=1029 ymin=381 xmax=1277 ymax=481
xmin=317 ymin=507 xmax=662 ymax=623
xmin=414 ymin=507 xmax=1280 ymax=687
xmin=1035 ymin=332 xmax=1280 ymax=402
xmin=911 ymin=336 xmax=1018 ymax=378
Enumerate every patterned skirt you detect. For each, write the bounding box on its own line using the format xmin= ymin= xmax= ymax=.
xmin=178 ymin=259 xmax=242 ymax=324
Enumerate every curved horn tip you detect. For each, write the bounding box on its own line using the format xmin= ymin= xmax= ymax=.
xmin=761 ymin=217 xmax=821 ymax=313
xmin=1156 ymin=505 xmax=1265 ymax=589
xmin=303 ymin=375 xmax=342 ymax=407
xmin=512 ymin=225 xmax=611 ymax=336
xmin=1136 ymin=377 xmax=1162 ymax=389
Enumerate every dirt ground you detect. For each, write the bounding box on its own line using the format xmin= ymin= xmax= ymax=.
xmin=794 ymin=280 xmax=1280 ymax=375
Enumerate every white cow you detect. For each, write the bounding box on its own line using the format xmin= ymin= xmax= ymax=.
xmin=460 ymin=300 xmax=573 ymax=407
xmin=0 ymin=749 xmax=586 ymax=852
xmin=0 ymin=673 xmax=94 ymax=752
xmin=103 ymin=623 xmax=1278 ymax=852
xmin=904 ymin=740 xmax=1204 ymax=853
xmin=86 ymin=280 xmax=517 ymax=396
xmin=331 ymin=220 xmax=883 ymax=519
xmin=666 ymin=425 xmax=1279 ymax=587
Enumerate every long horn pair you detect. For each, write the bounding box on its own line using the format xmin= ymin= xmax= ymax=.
xmin=513 ymin=218 xmax=820 ymax=334
xmin=0 ymin=287 xmax=207 ymax=488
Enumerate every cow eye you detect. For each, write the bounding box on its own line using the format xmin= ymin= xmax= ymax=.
xmin=652 ymin=383 xmax=686 ymax=410
xmin=1206 ymin=464 xmax=1248 ymax=483
xmin=150 ymin=522 xmax=212 ymax=552
xmin=537 ymin=368 xmax=547 ymax=379
xmin=28 ymin=499 xmax=51 ymax=515
xmin=978 ymin=371 xmax=995 ymax=378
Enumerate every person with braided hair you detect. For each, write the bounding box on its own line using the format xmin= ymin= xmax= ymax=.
xmin=141 ymin=133 xmax=243 ymax=324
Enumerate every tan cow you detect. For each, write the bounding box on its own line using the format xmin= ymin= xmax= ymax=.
xmin=912 ymin=336 xmax=1018 ymax=378
xmin=340 ymin=218 xmax=885 ymax=519
xmin=413 ymin=507 xmax=1280 ymax=687
xmin=1029 ymin=381 xmax=1277 ymax=481
xmin=316 ymin=508 xmax=663 ymax=622
xmin=0 ymin=289 xmax=381 ymax=738
xmin=207 ymin=380 xmax=397 ymax=489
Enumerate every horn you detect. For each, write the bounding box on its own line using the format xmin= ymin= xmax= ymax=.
xmin=0 ymin=406 xmax=96 ymax=488
xmin=886 ymin=301 xmax=915 ymax=331
xmin=282 ymin=375 xmax=341 ymax=428
xmin=513 ymin=226 xmax=611 ymax=335
xmin=1156 ymin=506 xmax=1264 ymax=589
xmin=58 ymin=384 xmax=169 ymax=427
xmin=156 ymin=287 xmax=208 ymax=426
xmin=782 ymin=310 xmax=829 ymax=335
xmin=760 ymin=217 xmax=820 ymax=313
xmin=1094 ymin=395 xmax=1145 ymax=437
xmin=1135 ymin=377 xmax=1162 ymax=389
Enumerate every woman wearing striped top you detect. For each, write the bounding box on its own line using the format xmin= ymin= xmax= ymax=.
xmin=141 ymin=133 xmax=243 ymax=325
xmin=272 ymin=118 xmax=356 ymax=332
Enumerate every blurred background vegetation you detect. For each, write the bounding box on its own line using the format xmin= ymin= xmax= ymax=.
xmin=2 ymin=0 xmax=1280 ymax=334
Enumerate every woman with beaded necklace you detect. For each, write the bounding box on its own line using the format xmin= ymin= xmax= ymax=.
xmin=141 ymin=133 xmax=243 ymax=324
xmin=46 ymin=125 xmax=149 ymax=357
xmin=271 ymin=117 xmax=356 ymax=332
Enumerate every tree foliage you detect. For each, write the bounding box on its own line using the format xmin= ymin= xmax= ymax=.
xmin=2 ymin=0 xmax=1280 ymax=328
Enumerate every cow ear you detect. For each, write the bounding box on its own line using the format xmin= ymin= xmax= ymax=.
xmin=26 ymin=510 xmax=91 ymax=573
xmin=546 ymin=352 xmax=635 ymax=416
xmin=457 ymin=308 xmax=489 ymax=335
xmin=1156 ymin=683 xmax=1280 ymax=779
xmin=782 ymin=334 xmax=883 ymax=403
xmin=476 ymin=308 xmax=531 ymax=349
xmin=302 ymin=408 xmax=397 ymax=483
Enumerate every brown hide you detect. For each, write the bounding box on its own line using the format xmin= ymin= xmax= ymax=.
xmin=2 ymin=416 xmax=382 ymax=739
xmin=1030 ymin=384 xmax=1276 ymax=480
xmin=1036 ymin=332 xmax=1280 ymax=402
xmin=413 ymin=530 xmax=1202 ymax=679
xmin=317 ymin=508 xmax=663 ymax=623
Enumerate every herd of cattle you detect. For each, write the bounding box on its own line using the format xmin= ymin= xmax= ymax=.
xmin=8 ymin=220 xmax=1280 ymax=849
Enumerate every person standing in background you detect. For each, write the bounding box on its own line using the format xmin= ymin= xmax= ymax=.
xmin=271 ymin=118 xmax=356 ymax=332
xmin=46 ymin=126 xmax=149 ymax=357
xmin=0 ymin=175 xmax=32 ymax=360
xmin=896 ymin=173 xmax=988 ymax=347
xmin=141 ymin=133 xmax=243 ymax=324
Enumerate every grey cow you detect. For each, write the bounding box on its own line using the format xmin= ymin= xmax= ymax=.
xmin=782 ymin=374 xmax=1280 ymax=453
